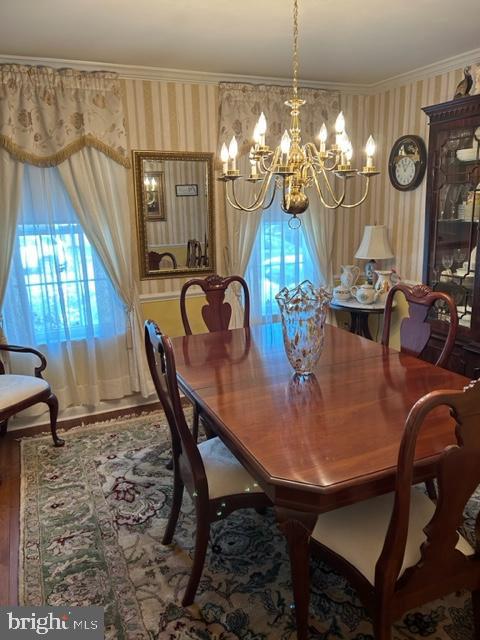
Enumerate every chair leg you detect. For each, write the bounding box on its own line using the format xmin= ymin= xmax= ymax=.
xmin=192 ymin=403 xmax=200 ymax=442
xmin=373 ymin=610 xmax=392 ymax=640
xmin=162 ymin=470 xmax=184 ymax=545
xmin=182 ymin=506 xmax=210 ymax=607
xmin=425 ymin=479 xmax=437 ymax=500
xmin=45 ymin=393 xmax=64 ymax=447
xmin=472 ymin=589 xmax=480 ymax=639
xmin=0 ymin=419 xmax=8 ymax=436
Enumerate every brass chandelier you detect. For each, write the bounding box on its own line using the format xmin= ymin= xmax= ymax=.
xmin=218 ymin=0 xmax=379 ymax=228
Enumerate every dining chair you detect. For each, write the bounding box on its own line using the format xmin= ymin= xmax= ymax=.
xmin=180 ymin=274 xmax=250 ymax=336
xmin=148 ymin=250 xmax=177 ymax=270
xmin=0 ymin=344 xmax=64 ymax=447
xmin=382 ymin=283 xmax=458 ymax=368
xmin=308 ymin=378 xmax=480 ymax=640
xmin=180 ymin=274 xmax=250 ymax=441
xmin=144 ymin=319 xmax=271 ymax=606
xmin=382 ymin=283 xmax=459 ymax=500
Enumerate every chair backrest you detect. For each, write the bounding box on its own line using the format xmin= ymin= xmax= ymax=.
xmin=186 ymin=239 xmax=202 ymax=267
xmin=144 ymin=320 xmax=208 ymax=497
xmin=375 ymin=378 xmax=480 ymax=599
xmin=382 ymin=283 xmax=458 ymax=368
xmin=180 ymin=274 xmax=250 ymax=335
xmin=148 ymin=251 xmax=177 ymax=270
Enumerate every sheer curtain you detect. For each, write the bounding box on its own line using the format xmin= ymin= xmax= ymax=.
xmin=245 ymin=192 xmax=319 ymax=324
xmin=3 ymin=163 xmax=135 ymax=408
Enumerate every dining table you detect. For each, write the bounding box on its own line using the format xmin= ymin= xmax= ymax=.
xmin=170 ymin=322 xmax=468 ymax=639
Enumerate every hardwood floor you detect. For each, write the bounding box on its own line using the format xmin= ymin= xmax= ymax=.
xmin=0 ymin=432 xmax=20 ymax=605
xmin=0 ymin=402 xmax=163 ymax=606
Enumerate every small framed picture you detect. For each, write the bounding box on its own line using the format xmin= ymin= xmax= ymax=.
xmin=176 ymin=184 xmax=198 ymax=197
xmin=143 ymin=171 xmax=166 ymax=220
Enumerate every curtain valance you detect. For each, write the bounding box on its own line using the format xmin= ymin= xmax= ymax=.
xmin=219 ymin=82 xmax=340 ymax=157
xmin=0 ymin=64 xmax=129 ymax=167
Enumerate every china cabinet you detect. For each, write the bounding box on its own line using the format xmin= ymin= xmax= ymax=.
xmin=422 ymin=94 xmax=480 ymax=377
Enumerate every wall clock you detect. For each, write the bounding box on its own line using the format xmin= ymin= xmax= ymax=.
xmin=388 ymin=135 xmax=427 ymax=191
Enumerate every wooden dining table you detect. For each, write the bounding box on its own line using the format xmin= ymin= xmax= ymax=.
xmin=171 ymin=322 xmax=468 ymax=639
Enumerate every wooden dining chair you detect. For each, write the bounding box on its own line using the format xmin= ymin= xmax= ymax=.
xmin=382 ymin=283 xmax=459 ymax=500
xmin=180 ymin=274 xmax=250 ymax=336
xmin=382 ymin=283 xmax=458 ymax=368
xmin=180 ymin=274 xmax=250 ymax=440
xmin=144 ymin=319 xmax=270 ymax=606
xmin=148 ymin=250 xmax=177 ymax=270
xmin=308 ymin=378 xmax=480 ymax=640
xmin=0 ymin=344 xmax=64 ymax=447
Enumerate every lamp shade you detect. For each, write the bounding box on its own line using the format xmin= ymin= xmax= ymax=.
xmin=354 ymin=225 xmax=394 ymax=260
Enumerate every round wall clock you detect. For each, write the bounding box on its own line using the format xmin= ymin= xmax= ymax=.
xmin=388 ymin=135 xmax=427 ymax=191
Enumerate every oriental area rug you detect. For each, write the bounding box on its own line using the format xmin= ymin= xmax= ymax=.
xmin=20 ymin=411 xmax=476 ymax=639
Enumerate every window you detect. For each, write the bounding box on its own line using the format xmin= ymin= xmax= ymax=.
xmin=3 ymin=164 xmax=126 ymax=346
xmin=245 ymin=197 xmax=318 ymax=323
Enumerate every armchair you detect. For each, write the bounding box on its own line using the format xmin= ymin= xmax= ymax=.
xmin=0 ymin=344 xmax=64 ymax=447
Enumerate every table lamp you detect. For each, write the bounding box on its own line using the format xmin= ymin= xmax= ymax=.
xmin=355 ymin=225 xmax=394 ymax=284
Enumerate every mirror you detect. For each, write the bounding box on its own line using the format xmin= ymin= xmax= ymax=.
xmin=133 ymin=150 xmax=215 ymax=278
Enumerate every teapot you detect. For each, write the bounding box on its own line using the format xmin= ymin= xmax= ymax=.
xmin=339 ymin=265 xmax=360 ymax=290
xmin=350 ymin=283 xmax=380 ymax=305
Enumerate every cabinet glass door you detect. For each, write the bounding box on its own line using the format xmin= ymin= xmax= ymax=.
xmin=429 ymin=125 xmax=480 ymax=328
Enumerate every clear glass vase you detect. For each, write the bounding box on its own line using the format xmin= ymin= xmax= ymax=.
xmin=275 ymin=280 xmax=332 ymax=376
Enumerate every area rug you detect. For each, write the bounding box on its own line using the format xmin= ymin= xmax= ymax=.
xmin=20 ymin=411 xmax=475 ymax=639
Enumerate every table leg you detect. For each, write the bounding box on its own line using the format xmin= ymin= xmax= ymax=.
xmin=349 ymin=311 xmax=373 ymax=340
xmin=276 ymin=507 xmax=317 ymax=640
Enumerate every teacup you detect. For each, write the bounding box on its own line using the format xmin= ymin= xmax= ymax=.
xmin=333 ymin=285 xmax=351 ymax=301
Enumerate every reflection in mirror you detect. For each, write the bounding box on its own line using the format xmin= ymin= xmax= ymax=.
xmin=133 ymin=151 xmax=215 ymax=278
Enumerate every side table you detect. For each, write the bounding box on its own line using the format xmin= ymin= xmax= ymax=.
xmin=330 ymin=299 xmax=387 ymax=341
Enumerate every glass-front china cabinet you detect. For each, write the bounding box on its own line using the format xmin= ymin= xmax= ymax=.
xmin=422 ymin=94 xmax=480 ymax=377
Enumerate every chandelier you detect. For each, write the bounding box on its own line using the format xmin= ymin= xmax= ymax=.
xmin=218 ymin=0 xmax=379 ymax=228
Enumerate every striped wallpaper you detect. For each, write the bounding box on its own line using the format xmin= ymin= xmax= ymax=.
xmin=121 ymin=67 xmax=465 ymax=296
xmin=336 ymin=68 xmax=464 ymax=282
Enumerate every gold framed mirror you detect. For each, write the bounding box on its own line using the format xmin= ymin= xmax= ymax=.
xmin=132 ymin=150 xmax=215 ymax=278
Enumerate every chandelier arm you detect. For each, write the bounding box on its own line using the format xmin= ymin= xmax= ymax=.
xmin=225 ymin=171 xmax=275 ymax=212
xmin=338 ymin=176 xmax=371 ymax=209
xmin=260 ymin=148 xmax=280 ymax=174
xmin=261 ymin=182 xmax=279 ymax=210
xmin=311 ymin=169 xmax=346 ymax=209
xmin=305 ymin=143 xmax=338 ymax=172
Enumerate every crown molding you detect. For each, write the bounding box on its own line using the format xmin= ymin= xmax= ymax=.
xmin=1 ymin=47 xmax=479 ymax=96
xmin=369 ymin=47 xmax=480 ymax=93
xmin=0 ymin=53 xmax=366 ymax=94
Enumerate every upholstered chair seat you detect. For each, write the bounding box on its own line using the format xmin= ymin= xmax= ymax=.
xmin=198 ymin=437 xmax=263 ymax=500
xmin=0 ymin=374 xmax=50 ymax=411
xmin=312 ymin=489 xmax=473 ymax=585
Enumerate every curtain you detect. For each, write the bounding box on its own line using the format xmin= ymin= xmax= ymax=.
xmin=0 ymin=64 xmax=129 ymax=167
xmin=58 ymin=147 xmax=150 ymax=397
xmin=245 ymin=191 xmax=319 ymax=324
xmin=0 ymin=63 xmax=151 ymax=404
xmin=0 ymin=148 xmax=24 ymax=334
xmin=218 ymin=82 xmax=340 ymax=323
xmin=4 ymin=164 xmax=134 ymax=407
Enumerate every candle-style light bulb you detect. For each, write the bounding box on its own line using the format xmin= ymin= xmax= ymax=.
xmin=335 ymin=111 xmax=345 ymax=134
xmin=258 ymin=111 xmax=267 ymax=146
xmin=249 ymin=146 xmax=257 ymax=177
xmin=366 ymin=134 xmax=376 ymax=168
xmin=318 ymin=122 xmax=328 ymax=153
xmin=228 ymin=136 xmax=238 ymax=171
xmin=253 ymin=122 xmax=261 ymax=145
xmin=220 ymin=143 xmax=229 ymax=173
xmin=345 ymin=140 xmax=353 ymax=162
xmin=280 ymin=130 xmax=291 ymax=155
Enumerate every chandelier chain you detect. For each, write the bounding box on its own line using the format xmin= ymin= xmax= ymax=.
xmin=292 ymin=0 xmax=299 ymax=97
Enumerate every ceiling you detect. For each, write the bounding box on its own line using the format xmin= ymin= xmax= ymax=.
xmin=1 ymin=0 xmax=479 ymax=85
